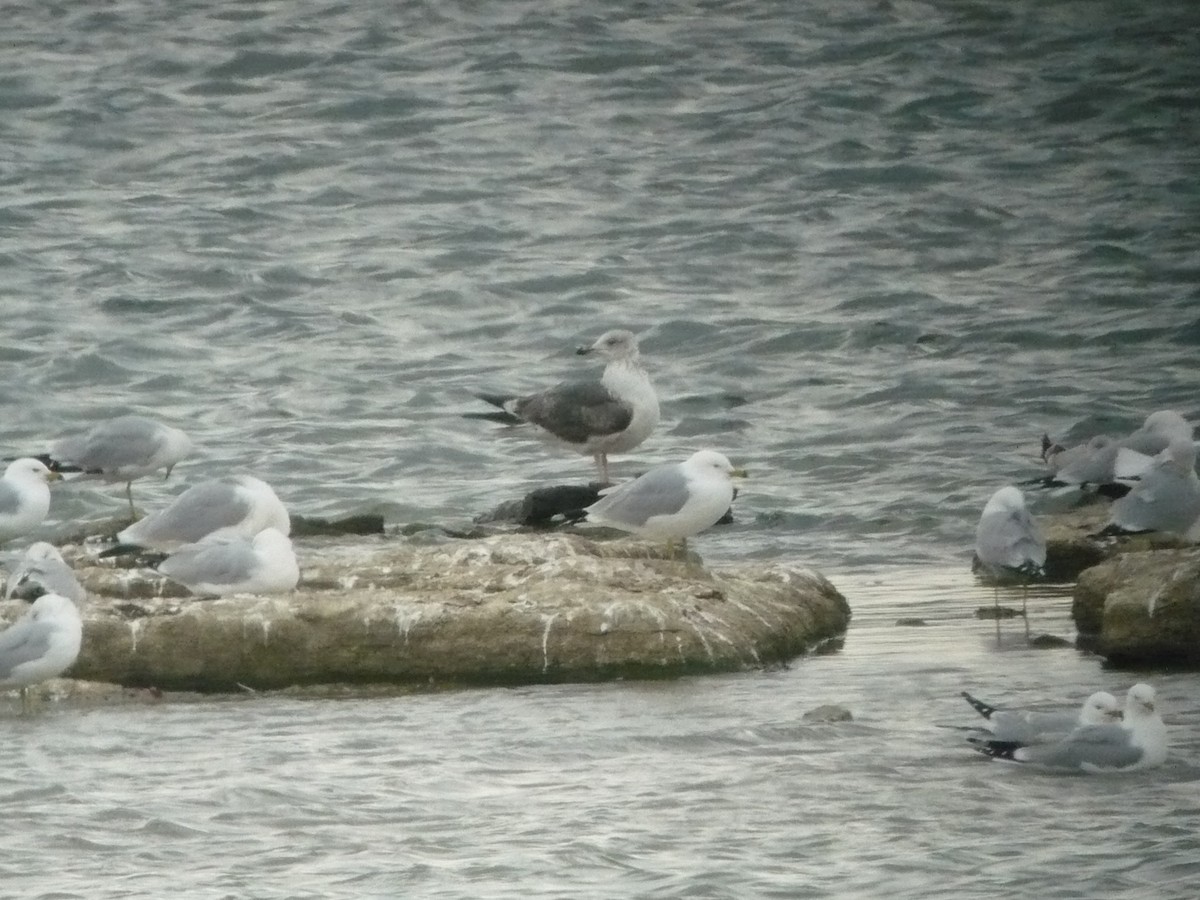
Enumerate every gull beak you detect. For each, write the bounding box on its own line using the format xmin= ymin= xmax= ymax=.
xmin=731 ymin=467 xmax=749 ymax=478
xmin=46 ymin=470 xmax=63 ymax=482
xmin=576 ymin=344 xmax=595 ymax=356
xmin=1110 ymin=710 xmax=1124 ymax=721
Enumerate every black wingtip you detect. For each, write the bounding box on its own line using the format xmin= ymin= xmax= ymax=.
xmin=97 ymin=543 xmax=141 ymax=560
xmin=970 ymin=740 xmax=1021 ymax=761
xmin=961 ymin=691 xmax=998 ymax=720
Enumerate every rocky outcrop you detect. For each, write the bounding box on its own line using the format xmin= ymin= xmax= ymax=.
xmin=1041 ymin=501 xmax=1194 ymax=581
xmin=1072 ymin=548 xmax=1200 ymax=665
xmin=19 ymin=534 xmax=850 ymax=693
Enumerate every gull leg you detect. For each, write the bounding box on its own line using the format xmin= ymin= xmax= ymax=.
xmin=20 ymin=687 xmax=31 ymax=715
xmin=993 ymin=585 xmax=1001 ymax=645
xmin=125 ymin=481 xmax=136 ymax=518
xmin=594 ymin=453 xmax=610 ymax=484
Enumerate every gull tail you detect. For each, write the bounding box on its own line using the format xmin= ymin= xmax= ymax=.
xmin=463 ymin=392 xmax=524 ymax=424
xmin=961 ymin=691 xmax=998 ymax=720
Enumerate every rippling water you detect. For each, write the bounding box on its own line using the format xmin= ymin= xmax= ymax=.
xmin=3 ymin=0 xmax=1199 ymax=895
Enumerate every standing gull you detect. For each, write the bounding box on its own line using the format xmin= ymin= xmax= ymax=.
xmin=43 ymin=415 xmax=192 ymax=514
xmin=0 ymin=591 xmax=83 ymax=714
xmin=157 ymin=527 xmax=299 ymax=597
xmin=1103 ymin=436 xmax=1200 ymax=538
xmin=469 ymin=329 xmax=659 ymax=483
xmin=3 ymin=542 xmax=86 ymax=604
xmin=103 ymin=474 xmax=290 ymax=556
xmin=974 ymin=683 xmax=1168 ymax=773
xmin=962 ymin=690 xmax=1122 ymax=747
xmin=574 ymin=449 xmax=745 ymax=553
xmin=973 ymin=486 xmax=1046 ymax=633
xmin=0 ymin=458 xmax=60 ymax=546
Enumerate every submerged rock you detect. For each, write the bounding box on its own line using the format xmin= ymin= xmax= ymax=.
xmin=1072 ymin=548 xmax=1200 ymax=666
xmin=44 ymin=534 xmax=850 ymax=693
xmin=802 ymin=704 xmax=853 ymax=723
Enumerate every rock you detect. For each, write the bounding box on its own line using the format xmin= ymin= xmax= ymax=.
xmin=802 ymin=704 xmax=853 ymax=723
xmin=1072 ymin=548 xmax=1200 ymax=665
xmin=292 ymin=513 xmax=386 ymax=537
xmin=1026 ymin=633 xmax=1073 ymax=649
xmin=49 ymin=534 xmax=850 ymax=692
xmin=974 ymin=606 xmax=1022 ymax=620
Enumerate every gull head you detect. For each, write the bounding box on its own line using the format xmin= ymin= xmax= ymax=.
xmin=4 ymin=458 xmax=61 ymax=484
xmin=685 ymin=450 xmax=747 ymax=480
xmin=577 ymin=329 xmax=640 ymax=362
xmin=1081 ymin=691 xmax=1123 ymax=725
xmin=1125 ymin=683 xmax=1158 ymax=717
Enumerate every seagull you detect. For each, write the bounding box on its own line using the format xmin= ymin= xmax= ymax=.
xmin=41 ymin=415 xmax=192 ymax=514
xmin=1039 ymin=434 xmax=1149 ymax=496
xmin=973 ymin=683 xmax=1168 ymax=773
xmin=3 ymin=542 xmax=86 ymax=604
xmin=0 ymin=591 xmax=83 ymax=714
xmin=962 ymin=690 xmax=1122 ymax=747
xmin=468 ymin=329 xmax=659 ymax=482
xmin=102 ymin=474 xmax=290 ymax=556
xmin=0 ymin=458 xmax=61 ymax=546
xmin=157 ymin=527 xmax=299 ymax=597
xmin=973 ymin=486 xmax=1045 ymax=629
xmin=1102 ymin=436 xmax=1200 ymax=538
xmin=573 ymin=449 xmax=745 ymax=554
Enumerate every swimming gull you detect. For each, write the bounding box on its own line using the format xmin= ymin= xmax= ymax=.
xmin=3 ymin=542 xmax=87 ymax=604
xmin=0 ymin=459 xmax=60 ymax=546
xmin=1119 ymin=410 xmax=1193 ymax=457
xmin=157 ymin=527 xmax=299 ymax=597
xmin=962 ymin=690 xmax=1121 ymax=746
xmin=0 ymin=591 xmax=83 ymax=714
xmin=974 ymin=683 xmax=1168 ymax=773
xmin=469 ymin=329 xmax=659 ymax=482
xmin=103 ymin=475 xmax=290 ymax=556
xmin=1103 ymin=436 xmax=1200 ymax=538
xmin=574 ymin=449 xmax=745 ymax=552
xmin=43 ymin=415 xmax=192 ymax=514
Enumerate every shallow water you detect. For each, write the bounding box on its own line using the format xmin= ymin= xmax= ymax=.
xmin=2 ymin=0 xmax=1200 ymax=895
xmin=4 ymin=571 xmax=1200 ymax=899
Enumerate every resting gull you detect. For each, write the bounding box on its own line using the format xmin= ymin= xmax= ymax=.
xmin=158 ymin=527 xmax=299 ymax=597
xmin=103 ymin=474 xmax=290 ymax=556
xmin=0 ymin=591 xmax=83 ymax=714
xmin=0 ymin=459 xmax=60 ymax=546
xmin=1103 ymin=436 xmax=1200 ymax=538
xmin=469 ymin=329 xmax=659 ymax=482
xmin=574 ymin=449 xmax=745 ymax=553
xmin=962 ymin=690 xmax=1122 ymax=747
xmin=3 ymin=542 xmax=86 ymax=604
xmin=42 ymin=415 xmax=192 ymax=513
xmin=974 ymin=683 xmax=1168 ymax=773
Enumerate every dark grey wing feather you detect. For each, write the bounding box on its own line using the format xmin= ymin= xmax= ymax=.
xmin=513 ymin=380 xmax=633 ymax=443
